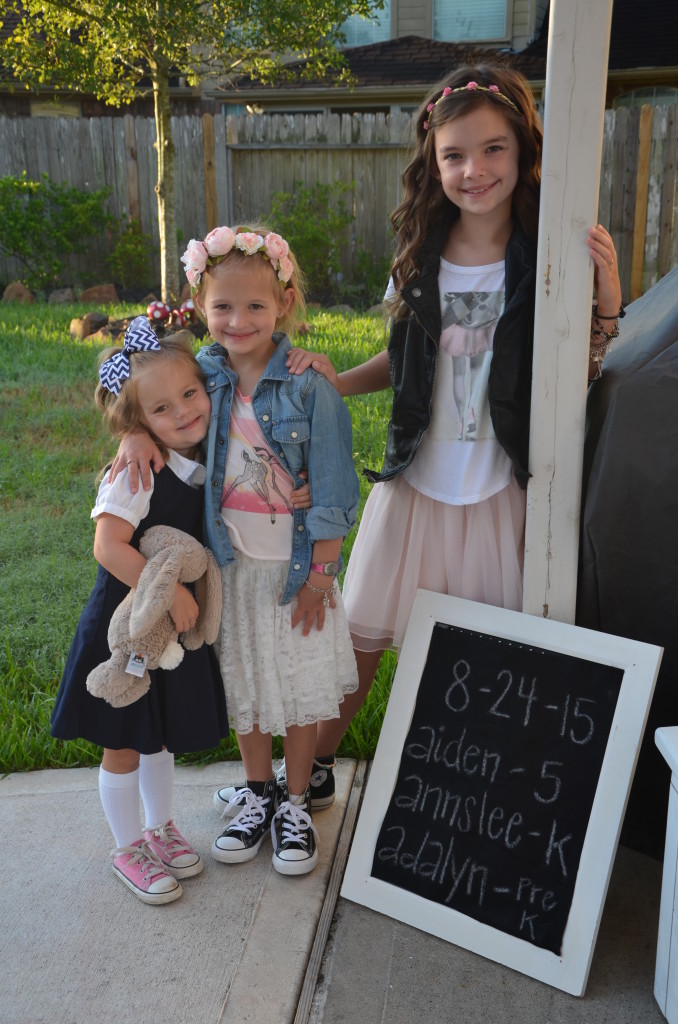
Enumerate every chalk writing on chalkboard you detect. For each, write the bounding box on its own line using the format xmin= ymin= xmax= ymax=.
xmin=370 ymin=622 xmax=624 ymax=955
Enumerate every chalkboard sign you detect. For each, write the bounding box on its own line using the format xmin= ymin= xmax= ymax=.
xmin=342 ymin=591 xmax=662 ymax=996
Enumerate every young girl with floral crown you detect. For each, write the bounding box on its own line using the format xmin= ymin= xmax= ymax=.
xmin=51 ymin=321 xmax=229 ymax=905
xmin=282 ymin=62 xmax=624 ymax=804
xmin=116 ymin=226 xmax=360 ymax=875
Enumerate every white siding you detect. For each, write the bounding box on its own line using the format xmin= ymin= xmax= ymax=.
xmin=394 ymin=0 xmax=432 ymax=37
xmin=511 ymin=0 xmax=549 ymax=50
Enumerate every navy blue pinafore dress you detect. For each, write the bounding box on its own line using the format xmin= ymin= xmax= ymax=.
xmin=50 ymin=463 xmax=229 ymax=754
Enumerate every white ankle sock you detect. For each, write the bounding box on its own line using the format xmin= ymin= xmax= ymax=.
xmin=139 ymin=749 xmax=174 ymax=829
xmin=99 ymin=766 xmax=141 ymax=848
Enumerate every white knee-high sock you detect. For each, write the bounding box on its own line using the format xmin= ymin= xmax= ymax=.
xmin=139 ymin=750 xmax=174 ymax=829
xmin=99 ymin=766 xmax=142 ymax=848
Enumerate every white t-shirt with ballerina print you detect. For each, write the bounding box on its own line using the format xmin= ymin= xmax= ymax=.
xmin=402 ymin=257 xmax=513 ymax=505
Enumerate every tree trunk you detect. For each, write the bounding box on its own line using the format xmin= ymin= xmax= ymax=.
xmin=152 ymin=63 xmax=180 ymax=304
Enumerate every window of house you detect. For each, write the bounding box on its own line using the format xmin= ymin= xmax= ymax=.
xmin=433 ymin=0 xmax=508 ymax=42
xmin=340 ymin=1 xmax=391 ymax=47
xmin=613 ymin=87 xmax=678 ymax=109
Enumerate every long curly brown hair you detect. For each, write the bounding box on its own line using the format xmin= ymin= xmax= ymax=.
xmin=389 ymin=63 xmax=543 ymax=321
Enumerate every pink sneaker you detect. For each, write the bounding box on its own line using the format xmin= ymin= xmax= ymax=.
xmin=144 ymin=820 xmax=203 ymax=879
xmin=112 ymin=840 xmax=182 ymax=904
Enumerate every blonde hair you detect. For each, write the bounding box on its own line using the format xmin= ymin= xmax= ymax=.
xmin=95 ymin=331 xmax=205 ymax=458
xmin=194 ymin=224 xmax=307 ymax=337
xmin=390 ymin=63 xmax=543 ymax=321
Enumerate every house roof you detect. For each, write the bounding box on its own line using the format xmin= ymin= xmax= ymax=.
xmin=226 ymin=36 xmax=546 ymax=97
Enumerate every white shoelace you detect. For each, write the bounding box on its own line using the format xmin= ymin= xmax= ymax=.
xmin=147 ymin=821 xmax=191 ymax=856
xmin=113 ymin=841 xmax=169 ymax=880
xmin=224 ymin=788 xmax=271 ymax=836
xmin=271 ymin=800 xmax=319 ymax=849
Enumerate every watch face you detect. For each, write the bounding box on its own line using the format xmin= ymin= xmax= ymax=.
xmin=324 ymin=561 xmax=339 ymax=576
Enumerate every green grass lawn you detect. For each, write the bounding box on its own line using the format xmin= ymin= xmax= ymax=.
xmin=0 ymin=303 xmax=397 ymax=773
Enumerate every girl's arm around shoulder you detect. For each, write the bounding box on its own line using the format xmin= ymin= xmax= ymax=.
xmin=109 ymin=430 xmax=164 ymax=493
xmin=93 ymin=514 xmax=199 ymax=634
xmin=287 ymin=347 xmax=390 ymax=397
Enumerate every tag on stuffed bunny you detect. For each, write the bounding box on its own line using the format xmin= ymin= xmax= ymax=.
xmin=126 ymin=652 xmax=149 ymax=677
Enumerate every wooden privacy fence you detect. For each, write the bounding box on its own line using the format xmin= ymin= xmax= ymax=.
xmin=0 ymin=105 xmax=676 ymax=299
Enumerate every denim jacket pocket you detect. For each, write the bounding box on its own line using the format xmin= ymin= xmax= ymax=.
xmin=271 ymin=416 xmax=311 ymax=445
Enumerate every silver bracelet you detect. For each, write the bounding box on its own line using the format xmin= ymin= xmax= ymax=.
xmin=303 ymin=578 xmax=336 ymax=607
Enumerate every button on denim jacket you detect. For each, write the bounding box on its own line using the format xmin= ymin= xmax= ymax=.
xmin=198 ymin=333 xmax=360 ymax=605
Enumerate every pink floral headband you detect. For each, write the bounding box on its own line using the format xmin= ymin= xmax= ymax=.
xmin=181 ymin=227 xmax=294 ymax=289
xmin=423 ymin=81 xmax=521 ymax=130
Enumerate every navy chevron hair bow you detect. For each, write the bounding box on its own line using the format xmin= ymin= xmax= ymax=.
xmin=98 ymin=316 xmax=162 ymax=395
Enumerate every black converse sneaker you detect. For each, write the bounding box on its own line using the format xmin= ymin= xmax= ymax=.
xmin=212 ymin=777 xmax=276 ymax=864
xmin=214 ymin=757 xmax=336 ymax=817
xmin=271 ymin=784 xmax=319 ymax=876
xmin=307 ymin=756 xmax=336 ymax=810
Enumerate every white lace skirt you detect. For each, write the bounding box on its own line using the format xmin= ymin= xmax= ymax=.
xmin=217 ymin=551 xmax=358 ymax=736
xmin=343 ymin=473 xmax=526 ymax=653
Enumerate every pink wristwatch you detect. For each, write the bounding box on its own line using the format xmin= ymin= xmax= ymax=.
xmin=310 ymin=561 xmax=339 ymax=577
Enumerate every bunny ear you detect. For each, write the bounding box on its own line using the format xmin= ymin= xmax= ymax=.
xmin=129 ymin=548 xmax=185 ymax=640
xmin=184 ymin=548 xmax=222 ymax=648
xmin=196 ymin=548 xmax=223 ymax=645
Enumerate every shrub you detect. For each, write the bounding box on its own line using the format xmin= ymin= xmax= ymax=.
xmin=343 ymin=246 xmax=393 ymax=309
xmin=0 ymin=172 xmax=112 ymax=290
xmin=109 ymin=217 xmax=154 ymax=289
xmin=267 ymin=181 xmax=354 ymax=303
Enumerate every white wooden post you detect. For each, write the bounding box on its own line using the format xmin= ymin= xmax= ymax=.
xmin=522 ymin=0 xmax=615 ymax=624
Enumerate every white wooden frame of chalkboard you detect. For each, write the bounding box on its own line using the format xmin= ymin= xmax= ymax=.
xmin=341 ymin=590 xmax=662 ymax=996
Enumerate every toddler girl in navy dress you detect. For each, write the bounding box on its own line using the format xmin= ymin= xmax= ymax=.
xmin=51 ymin=319 xmax=229 ymax=905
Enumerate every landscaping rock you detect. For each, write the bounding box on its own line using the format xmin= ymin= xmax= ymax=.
xmin=70 ymin=312 xmax=110 ymax=339
xmin=3 ymin=281 xmax=34 ymax=304
xmin=48 ymin=287 xmax=75 ymax=304
xmin=79 ymin=283 xmax=120 ymax=305
xmin=325 ymin=304 xmax=354 ymax=315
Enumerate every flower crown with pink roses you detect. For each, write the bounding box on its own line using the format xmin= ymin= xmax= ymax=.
xmin=181 ymin=226 xmax=294 ymax=290
xmin=423 ymin=81 xmax=521 ymax=130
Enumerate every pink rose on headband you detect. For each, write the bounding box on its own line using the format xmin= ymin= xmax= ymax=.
xmin=185 ymin=267 xmax=200 ymax=286
xmin=204 ymin=225 xmax=235 ymax=257
xmin=180 ymin=239 xmax=207 ymax=274
xmin=264 ymin=233 xmax=289 ymax=262
xmin=235 ymin=231 xmax=264 ymax=255
xmin=278 ymin=256 xmax=294 ymax=283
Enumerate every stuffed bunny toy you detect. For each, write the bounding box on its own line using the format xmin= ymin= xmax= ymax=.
xmin=86 ymin=525 xmax=222 ymax=708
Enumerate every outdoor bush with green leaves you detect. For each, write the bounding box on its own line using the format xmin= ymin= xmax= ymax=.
xmin=0 ymin=172 xmax=113 ymax=291
xmin=0 ymin=303 xmax=394 ymax=773
xmin=267 ymin=180 xmax=354 ymax=303
xmin=108 ymin=217 xmax=155 ymax=290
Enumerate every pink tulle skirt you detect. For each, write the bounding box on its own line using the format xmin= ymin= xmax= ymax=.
xmin=343 ymin=473 xmax=526 ymax=652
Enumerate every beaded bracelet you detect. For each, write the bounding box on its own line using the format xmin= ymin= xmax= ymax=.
xmin=589 ymin=304 xmax=624 ymax=381
xmin=592 ymin=303 xmax=625 ymax=320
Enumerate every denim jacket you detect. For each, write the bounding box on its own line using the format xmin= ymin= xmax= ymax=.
xmin=198 ymin=333 xmax=360 ymax=604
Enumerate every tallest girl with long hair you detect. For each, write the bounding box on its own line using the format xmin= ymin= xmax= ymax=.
xmin=284 ymin=62 xmax=623 ymax=805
